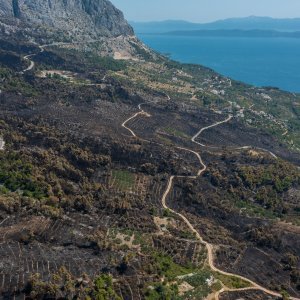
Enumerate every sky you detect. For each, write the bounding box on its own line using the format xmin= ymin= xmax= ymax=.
xmin=110 ymin=0 xmax=300 ymax=23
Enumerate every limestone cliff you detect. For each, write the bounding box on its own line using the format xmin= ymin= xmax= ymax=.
xmin=0 ymin=0 xmax=134 ymax=39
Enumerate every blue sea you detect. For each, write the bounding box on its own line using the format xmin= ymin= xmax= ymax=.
xmin=138 ymin=34 xmax=300 ymax=93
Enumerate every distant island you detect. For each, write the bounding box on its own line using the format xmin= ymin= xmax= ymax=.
xmin=130 ymin=16 xmax=300 ymax=34
xmin=160 ymin=29 xmax=300 ymax=38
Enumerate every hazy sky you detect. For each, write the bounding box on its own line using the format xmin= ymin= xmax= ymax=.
xmin=110 ymin=0 xmax=300 ymax=23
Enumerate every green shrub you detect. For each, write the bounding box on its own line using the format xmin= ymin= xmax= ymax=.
xmin=0 ymin=152 xmax=48 ymax=199
xmin=93 ymin=275 xmax=121 ymax=300
xmin=145 ymin=283 xmax=178 ymax=300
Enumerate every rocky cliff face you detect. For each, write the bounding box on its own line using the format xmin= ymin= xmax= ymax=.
xmin=0 ymin=0 xmax=134 ymax=39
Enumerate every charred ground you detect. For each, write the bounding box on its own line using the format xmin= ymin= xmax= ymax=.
xmin=0 ymin=36 xmax=299 ymax=299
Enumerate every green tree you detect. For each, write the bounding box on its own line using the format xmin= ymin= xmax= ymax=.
xmin=145 ymin=283 xmax=178 ymax=300
xmin=93 ymin=275 xmax=121 ymax=300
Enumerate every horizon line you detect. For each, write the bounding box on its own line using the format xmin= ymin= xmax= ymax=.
xmin=129 ymin=15 xmax=300 ymax=24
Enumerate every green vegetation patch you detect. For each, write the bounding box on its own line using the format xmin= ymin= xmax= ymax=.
xmin=129 ymin=41 xmax=153 ymax=61
xmin=0 ymin=152 xmax=48 ymax=199
xmin=233 ymin=196 xmax=277 ymax=219
xmin=112 ymin=169 xmax=135 ymax=191
xmin=85 ymin=54 xmax=127 ymax=71
xmin=164 ymin=127 xmax=189 ymax=139
xmin=214 ymin=272 xmax=250 ymax=289
xmin=92 ymin=274 xmax=121 ymax=300
xmin=195 ymin=91 xmax=227 ymax=108
xmin=0 ymin=67 xmax=38 ymax=97
xmin=239 ymin=160 xmax=299 ymax=193
xmin=28 ymin=268 xmax=121 ymax=299
xmin=180 ymin=270 xmax=212 ymax=299
xmin=238 ymin=160 xmax=300 ymax=218
xmin=150 ymin=252 xmax=195 ymax=280
xmin=218 ymin=159 xmax=300 ymax=220
xmin=143 ymin=267 xmax=249 ymax=299
xmin=145 ymin=283 xmax=179 ymax=300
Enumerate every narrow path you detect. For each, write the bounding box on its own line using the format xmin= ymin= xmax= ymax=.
xmin=121 ymin=103 xmax=299 ymax=300
xmin=282 ymin=130 xmax=288 ymax=136
xmin=0 ymin=137 xmax=5 ymax=151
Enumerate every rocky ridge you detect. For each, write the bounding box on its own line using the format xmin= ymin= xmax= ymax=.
xmin=0 ymin=0 xmax=134 ymax=40
xmin=0 ymin=0 xmax=156 ymax=60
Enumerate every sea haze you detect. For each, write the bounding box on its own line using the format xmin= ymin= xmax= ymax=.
xmin=138 ymin=33 xmax=300 ymax=93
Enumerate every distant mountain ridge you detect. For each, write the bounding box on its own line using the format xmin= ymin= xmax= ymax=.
xmin=131 ymin=16 xmax=300 ymax=34
xmin=162 ymin=29 xmax=300 ymax=38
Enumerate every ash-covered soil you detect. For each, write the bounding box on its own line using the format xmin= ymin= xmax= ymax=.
xmin=0 ymin=37 xmax=299 ymax=299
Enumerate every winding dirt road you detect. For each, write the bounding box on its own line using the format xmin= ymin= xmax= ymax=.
xmin=21 ymin=40 xmax=103 ymax=73
xmin=24 ymin=45 xmax=45 ymax=72
xmin=21 ymin=43 xmax=61 ymax=73
xmin=122 ymin=103 xmax=299 ymax=300
xmin=192 ymin=114 xmax=278 ymax=158
xmin=191 ymin=115 xmax=233 ymax=147
xmin=121 ymin=104 xmax=151 ymax=137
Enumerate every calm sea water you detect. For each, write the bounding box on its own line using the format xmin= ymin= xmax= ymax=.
xmin=138 ymin=34 xmax=300 ymax=93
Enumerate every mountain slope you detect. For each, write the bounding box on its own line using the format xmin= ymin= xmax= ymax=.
xmin=0 ymin=3 xmax=299 ymax=300
xmin=0 ymin=0 xmax=156 ymax=60
xmin=0 ymin=37 xmax=299 ymax=298
xmin=0 ymin=0 xmax=134 ymax=39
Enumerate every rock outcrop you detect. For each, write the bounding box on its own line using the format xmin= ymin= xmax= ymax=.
xmin=0 ymin=0 xmax=134 ymax=39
